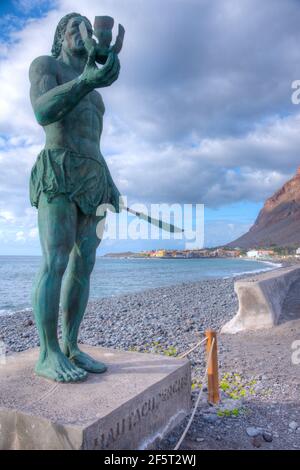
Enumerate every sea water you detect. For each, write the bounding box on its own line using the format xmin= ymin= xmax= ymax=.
xmin=0 ymin=256 xmax=279 ymax=315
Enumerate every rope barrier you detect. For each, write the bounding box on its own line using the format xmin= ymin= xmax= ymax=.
xmin=174 ymin=337 xmax=215 ymax=450
xmin=178 ymin=337 xmax=208 ymax=359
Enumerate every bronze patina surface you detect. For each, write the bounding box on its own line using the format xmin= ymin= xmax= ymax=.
xmin=29 ymin=12 xmax=123 ymax=382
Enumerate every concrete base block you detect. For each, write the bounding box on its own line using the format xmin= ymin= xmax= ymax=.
xmin=221 ymin=265 xmax=300 ymax=334
xmin=0 ymin=346 xmax=191 ymax=450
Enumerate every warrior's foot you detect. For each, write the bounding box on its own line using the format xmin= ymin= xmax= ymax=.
xmin=35 ymin=350 xmax=88 ymax=383
xmin=66 ymin=348 xmax=107 ymax=374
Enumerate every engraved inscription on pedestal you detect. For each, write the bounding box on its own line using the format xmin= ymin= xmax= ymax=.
xmin=94 ymin=373 xmax=190 ymax=449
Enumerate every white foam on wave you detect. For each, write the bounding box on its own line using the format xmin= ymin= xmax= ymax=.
xmin=222 ymin=260 xmax=282 ymax=279
xmin=0 ymin=307 xmax=32 ymax=317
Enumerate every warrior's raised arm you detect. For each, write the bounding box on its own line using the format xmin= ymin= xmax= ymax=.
xmin=29 ymin=51 xmax=119 ymax=126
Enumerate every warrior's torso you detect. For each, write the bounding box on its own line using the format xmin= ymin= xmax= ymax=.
xmin=44 ymin=60 xmax=105 ymax=160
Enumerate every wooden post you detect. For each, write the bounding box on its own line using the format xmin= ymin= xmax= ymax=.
xmin=205 ymin=329 xmax=220 ymax=404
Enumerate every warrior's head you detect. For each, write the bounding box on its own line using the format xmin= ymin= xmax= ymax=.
xmin=51 ymin=12 xmax=92 ymax=58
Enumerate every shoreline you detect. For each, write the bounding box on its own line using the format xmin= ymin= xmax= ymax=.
xmin=0 ymin=260 xmax=286 ymax=354
xmin=0 ymin=261 xmax=299 ymax=449
xmin=1 ymin=274 xmax=243 ymax=354
xmin=0 ymin=257 xmax=283 ymax=319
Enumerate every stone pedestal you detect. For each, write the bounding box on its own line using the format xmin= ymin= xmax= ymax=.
xmin=0 ymin=346 xmax=191 ymax=450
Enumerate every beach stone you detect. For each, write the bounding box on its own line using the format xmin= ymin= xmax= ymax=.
xmin=203 ymin=413 xmax=218 ymax=424
xmin=251 ymin=435 xmax=263 ymax=448
xmin=289 ymin=421 xmax=298 ymax=431
xmin=0 ymin=346 xmax=191 ymax=450
xmin=246 ymin=426 xmax=262 ymax=437
xmin=263 ymin=431 xmax=273 ymax=442
xmin=221 ymin=266 xmax=300 ymax=333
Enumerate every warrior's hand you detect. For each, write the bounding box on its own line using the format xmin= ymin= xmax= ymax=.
xmin=81 ymin=49 xmax=120 ymax=90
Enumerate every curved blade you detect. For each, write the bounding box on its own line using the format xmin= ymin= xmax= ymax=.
xmin=126 ymin=207 xmax=184 ymax=233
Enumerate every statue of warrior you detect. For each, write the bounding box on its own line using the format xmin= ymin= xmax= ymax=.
xmin=29 ymin=12 xmax=123 ymax=382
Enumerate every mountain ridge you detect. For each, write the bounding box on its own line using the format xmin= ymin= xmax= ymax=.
xmin=227 ymin=168 xmax=300 ymax=248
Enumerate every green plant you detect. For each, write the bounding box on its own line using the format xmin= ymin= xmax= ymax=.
xmin=191 ymin=379 xmax=202 ymax=391
xmin=164 ymin=345 xmax=178 ymax=357
xmin=217 ymin=408 xmax=238 ymax=417
xmin=219 ymin=372 xmax=257 ymax=400
xmin=150 ymin=341 xmax=178 ymax=357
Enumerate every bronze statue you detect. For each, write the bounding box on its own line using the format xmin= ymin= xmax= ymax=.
xmin=29 ymin=12 xmax=124 ymax=382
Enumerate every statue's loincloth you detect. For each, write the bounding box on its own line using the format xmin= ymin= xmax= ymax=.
xmin=30 ymin=147 xmax=120 ymax=215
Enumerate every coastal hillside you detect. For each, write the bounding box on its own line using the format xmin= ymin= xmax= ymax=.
xmin=227 ymin=167 xmax=300 ymax=248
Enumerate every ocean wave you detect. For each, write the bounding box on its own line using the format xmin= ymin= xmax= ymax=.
xmin=222 ymin=262 xmax=282 ymax=279
xmin=0 ymin=307 xmax=32 ymax=317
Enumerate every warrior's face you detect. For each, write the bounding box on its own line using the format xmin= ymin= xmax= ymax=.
xmin=62 ymin=16 xmax=92 ymax=56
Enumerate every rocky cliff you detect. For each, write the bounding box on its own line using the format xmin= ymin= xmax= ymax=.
xmin=227 ymin=168 xmax=300 ymax=248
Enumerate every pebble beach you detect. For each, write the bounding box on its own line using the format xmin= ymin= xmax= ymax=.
xmin=1 ymin=270 xmax=300 ymax=450
xmin=0 ymin=276 xmax=238 ymax=354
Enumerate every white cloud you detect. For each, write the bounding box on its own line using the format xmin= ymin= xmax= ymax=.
xmin=0 ymin=211 xmax=16 ymax=223
xmin=1 ymin=0 xmax=300 ymax=252
xmin=28 ymin=227 xmax=38 ymax=238
xmin=16 ymin=230 xmax=26 ymax=242
xmin=12 ymin=0 xmax=54 ymax=14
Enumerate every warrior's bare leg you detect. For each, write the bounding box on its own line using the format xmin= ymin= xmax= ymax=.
xmin=61 ymin=210 xmax=107 ymax=373
xmin=32 ymin=193 xmax=87 ymax=382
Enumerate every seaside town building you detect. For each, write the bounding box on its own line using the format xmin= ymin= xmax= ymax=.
xmin=146 ymin=248 xmax=242 ymax=258
xmin=246 ymin=249 xmax=275 ymax=259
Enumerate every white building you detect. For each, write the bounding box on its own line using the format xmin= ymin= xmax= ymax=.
xmin=246 ymin=250 xmax=259 ymax=258
xmin=246 ymin=249 xmax=274 ymax=259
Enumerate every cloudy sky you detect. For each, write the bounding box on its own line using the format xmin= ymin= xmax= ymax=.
xmin=1 ymin=0 xmax=300 ymax=254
